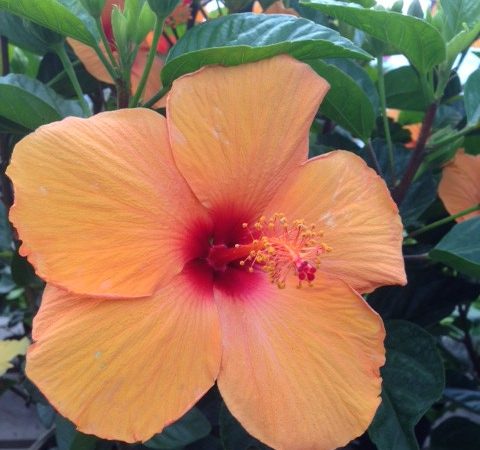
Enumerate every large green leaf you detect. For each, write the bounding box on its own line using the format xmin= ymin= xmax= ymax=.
xmin=144 ymin=407 xmax=211 ymax=449
xmin=385 ymin=66 xmax=429 ymax=111
xmin=0 ymin=74 xmax=83 ymax=129
xmin=301 ymin=0 xmax=446 ymax=72
xmin=55 ymin=415 xmax=97 ymax=450
xmin=368 ymin=320 xmax=445 ymax=450
xmin=430 ymin=216 xmax=480 ymax=278
xmin=309 ymin=59 xmax=375 ymax=140
xmin=219 ymin=405 xmax=271 ymax=450
xmin=0 ymin=0 xmax=97 ymax=46
xmin=326 ymin=57 xmax=379 ymax=112
xmin=0 ymin=12 xmax=50 ymax=54
xmin=162 ymin=13 xmax=371 ymax=86
xmin=464 ymin=69 xmax=480 ymax=126
xmin=440 ymin=0 xmax=480 ymax=41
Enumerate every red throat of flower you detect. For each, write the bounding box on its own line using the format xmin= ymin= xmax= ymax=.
xmin=207 ymin=213 xmax=332 ymax=289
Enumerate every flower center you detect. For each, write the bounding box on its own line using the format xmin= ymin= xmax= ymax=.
xmin=207 ymin=213 xmax=331 ymax=288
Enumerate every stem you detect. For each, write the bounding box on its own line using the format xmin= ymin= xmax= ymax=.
xmin=392 ymin=101 xmax=438 ymax=205
xmin=95 ymin=17 xmax=117 ymax=70
xmin=0 ymin=35 xmax=9 ymax=75
xmin=430 ymin=124 xmax=480 ymax=150
xmin=365 ymin=139 xmax=383 ymax=177
xmin=116 ymin=78 xmax=130 ymax=108
xmin=54 ymin=44 xmax=91 ymax=117
xmin=129 ymin=16 xmax=164 ymax=107
xmin=409 ymin=204 xmax=480 ymax=237
xmin=46 ymin=60 xmax=81 ymax=87
xmin=377 ymin=55 xmax=395 ymax=185
xmin=142 ymin=85 xmax=169 ymax=108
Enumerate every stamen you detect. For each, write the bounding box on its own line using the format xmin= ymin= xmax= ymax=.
xmin=240 ymin=213 xmax=332 ymax=288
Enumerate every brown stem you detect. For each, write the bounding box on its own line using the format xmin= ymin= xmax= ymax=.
xmin=392 ymin=101 xmax=438 ymax=205
xmin=458 ymin=304 xmax=480 ymax=379
xmin=116 ymin=79 xmax=129 ymax=109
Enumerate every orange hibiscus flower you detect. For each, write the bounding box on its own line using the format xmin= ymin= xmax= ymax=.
xmin=439 ymin=150 xmax=480 ymax=222
xmin=253 ymin=0 xmax=299 ymax=16
xmin=7 ymin=56 xmax=406 ymax=449
xmin=69 ymin=0 xmax=167 ymax=107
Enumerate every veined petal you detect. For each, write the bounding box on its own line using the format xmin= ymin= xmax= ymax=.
xmin=265 ymin=150 xmax=406 ymax=293
xmin=438 ymin=151 xmax=480 ymax=222
xmin=131 ymin=49 xmax=166 ymax=108
xmin=28 ymin=268 xmax=221 ymax=443
xmin=68 ymin=38 xmax=114 ymax=85
xmin=215 ymin=273 xmax=385 ymax=450
xmin=8 ymin=109 xmax=208 ymax=297
xmin=167 ymin=55 xmax=329 ymax=217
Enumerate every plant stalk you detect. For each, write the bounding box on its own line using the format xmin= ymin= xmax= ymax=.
xmin=55 ymin=44 xmax=91 ymax=117
xmin=129 ymin=15 xmax=164 ymax=107
xmin=377 ymin=55 xmax=395 ymax=185
xmin=392 ymin=101 xmax=438 ymax=205
xmin=409 ymin=204 xmax=480 ymax=237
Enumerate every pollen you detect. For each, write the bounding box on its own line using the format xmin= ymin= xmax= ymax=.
xmin=240 ymin=213 xmax=331 ymax=288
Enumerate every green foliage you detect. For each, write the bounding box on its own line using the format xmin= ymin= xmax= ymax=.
xmin=310 ymin=59 xmax=375 ymax=140
xmin=0 ymin=74 xmax=83 ymax=129
xmin=430 ymin=217 xmax=480 ymax=278
xmin=464 ymin=69 xmax=480 ymax=126
xmin=144 ymin=408 xmax=211 ymax=449
xmin=301 ymin=0 xmax=446 ymax=72
xmin=385 ymin=66 xmax=429 ymax=111
xmin=55 ymin=415 xmax=98 ymax=450
xmin=430 ymin=417 xmax=480 ymax=450
xmin=219 ymin=405 xmax=271 ymax=450
xmin=161 ymin=13 xmax=371 ymax=86
xmin=0 ymin=0 xmax=98 ymax=46
xmin=369 ymin=320 xmax=445 ymax=450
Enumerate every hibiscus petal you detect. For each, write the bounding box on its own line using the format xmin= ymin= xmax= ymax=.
xmin=215 ymin=272 xmax=385 ymax=450
xmin=438 ymin=150 xmax=480 ymax=222
xmin=27 ymin=267 xmax=221 ymax=443
xmin=131 ymin=50 xmax=166 ymax=108
xmin=265 ymin=150 xmax=406 ymax=293
xmin=167 ymin=55 xmax=329 ymax=218
xmin=8 ymin=109 xmax=208 ymax=297
xmin=67 ymin=38 xmax=114 ymax=85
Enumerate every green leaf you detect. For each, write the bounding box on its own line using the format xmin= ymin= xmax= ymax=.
xmin=219 ymin=404 xmax=271 ymax=450
xmin=368 ymin=320 xmax=445 ymax=450
xmin=440 ymin=0 xmax=480 ymax=41
xmin=446 ymin=20 xmax=480 ymax=64
xmin=326 ymin=57 xmax=379 ymax=112
xmin=430 ymin=417 xmax=480 ymax=450
xmin=407 ymin=0 xmax=423 ymax=18
xmin=144 ymin=407 xmax=211 ymax=449
xmin=430 ymin=216 xmax=480 ymax=278
xmin=464 ymin=69 xmax=480 ymax=126
xmin=301 ymin=0 xmax=446 ymax=72
xmin=162 ymin=13 xmax=372 ymax=86
xmin=0 ymin=0 xmax=97 ymax=46
xmin=385 ymin=66 xmax=429 ymax=111
xmin=309 ymin=59 xmax=375 ymax=140
xmin=0 ymin=12 xmax=49 ymax=54
xmin=0 ymin=74 xmax=83 ymax=129
xmin=55 ymin=415 xmax=97 ymax=450
xmin=224 ymin=0 xmax=252 ymax=12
